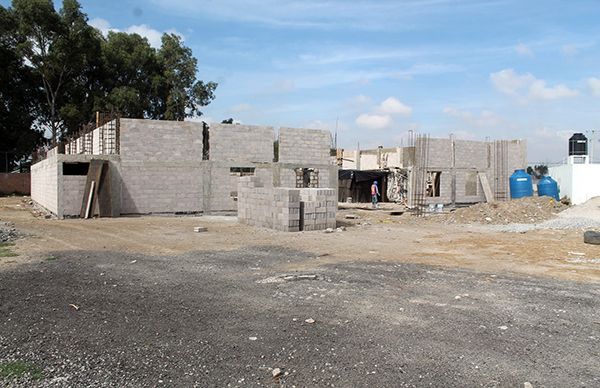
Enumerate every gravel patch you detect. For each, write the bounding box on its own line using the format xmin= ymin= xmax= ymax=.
xmin=0 ymin=221 xmax=18 ymax=243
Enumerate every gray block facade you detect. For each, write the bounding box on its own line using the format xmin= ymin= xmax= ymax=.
xmin=31 ymin=119 xmax=338 ymax=220
xmin=412 ymin=137 xmax=527 ymax=205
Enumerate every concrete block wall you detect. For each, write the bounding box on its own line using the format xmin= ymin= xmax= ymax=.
xmin=279 ymin=127 xmax=331 ymax=164
xmin=454 ymin=140 xmax=489 ymax=170
xmin=210 ymin=124 xmax=275 ymax=163
xmin=454 ymin=170 xmax=486 ymax=203
xmin=31 ymin=154 xmax=59 ymax=214
xmin=424 ymin=138 xmax=453 ymax=169
xmin=62 ymin=175 xmax=87 ymax=216
xmin=119 ymin=119 xmax=204 ymax=214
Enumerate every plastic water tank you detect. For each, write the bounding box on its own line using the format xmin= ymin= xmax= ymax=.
xmin=537 ymin=175 xmax=559 ymax=201
xmin=509 ymin=169 xmax=533 ymax=199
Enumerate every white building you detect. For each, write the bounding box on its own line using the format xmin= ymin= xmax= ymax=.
xmin=549 ymin=155 xmax=600 ymax=205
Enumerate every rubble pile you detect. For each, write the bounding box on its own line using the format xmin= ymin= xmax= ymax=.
xmin=0 ymin=221 xmax=18 ymax=243
xmin=445 ymin=196 xmax=567 ymax=225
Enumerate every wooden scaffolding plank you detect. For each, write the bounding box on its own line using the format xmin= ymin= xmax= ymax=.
xmin=80 ymin=160 xmax=106 ymax=218
xmin=478 ymin=172 xmax=494 ymax=203
xmin=96 ymin=162 xmax=112 ymax=217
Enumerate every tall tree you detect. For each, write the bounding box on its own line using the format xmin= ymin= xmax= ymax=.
xmin=157 ymin=34 xmax=216 ymax=121
xmin=12 ymin=0 xmax=101 ymax=144
xmin=0 ymin=5 xmax=43 ymax=172
xmin=100 ymin=31 xmax=161 ymax=118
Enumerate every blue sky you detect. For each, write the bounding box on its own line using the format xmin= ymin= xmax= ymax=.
xmin=6 ymin=0 xmax=600 ymax=163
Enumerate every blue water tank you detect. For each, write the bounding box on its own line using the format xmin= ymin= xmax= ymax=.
xmin=509 ymin=169 xmax=533 ymax=199
xmin=537 ymin=175 xmax=560 ymax=201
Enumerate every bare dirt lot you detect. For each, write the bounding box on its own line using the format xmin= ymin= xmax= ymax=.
xmin=1 ymin=196 xmax=599 ymax=387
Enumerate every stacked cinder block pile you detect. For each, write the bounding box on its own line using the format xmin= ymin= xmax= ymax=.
xmin=272 ymin=188 xmax=301 ymax=232
xmin=299 ymin=189 xmax=337 ymax=231
xmin=237 ymin=176 xmax=273 ymax=228
xmin=238 ymin=176 xmax=336 ymax=232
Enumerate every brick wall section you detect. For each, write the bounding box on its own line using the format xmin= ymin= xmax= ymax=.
xmin=0 ymin=173 xmax=30 ymax=195
xmin=279 ymin=127 xmax=331 ymax=164
xmin=31 ymin=155 xmax=59 ymax=214
xmin=62 ymin=175 xmax=87 ymax=216
xmin=210 ymin=124 xmax=275 ymax=163
xmin=238 ymin=176 xmax=336 ymax=232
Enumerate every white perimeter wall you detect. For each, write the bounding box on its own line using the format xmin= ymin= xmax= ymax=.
xmin=549 ymin=163 xmax=600 ymax=205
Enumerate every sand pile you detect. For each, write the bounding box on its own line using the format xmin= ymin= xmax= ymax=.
xmin=445 ymin=196 xmax=567 ymax=224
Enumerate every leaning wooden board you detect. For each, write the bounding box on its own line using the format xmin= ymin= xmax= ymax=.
xmin=80 ymin=160 xmax=112 ymax=218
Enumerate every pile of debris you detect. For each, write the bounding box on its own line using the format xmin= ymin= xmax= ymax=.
xmin=444 ymin=196 xmax=567 ymax=225
xmin=0 ymin=221 xmax=18 ymax=243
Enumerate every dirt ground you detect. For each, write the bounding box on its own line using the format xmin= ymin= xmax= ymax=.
xmin=3 ymin=196 xmax=600 ymax=283
xmin=1 ymin=196 xmax=600 ymax=386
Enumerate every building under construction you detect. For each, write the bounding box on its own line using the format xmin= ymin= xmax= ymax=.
xmin=30 ymin=116 xmax=337 ymax=219
xmin=339 ymin=136 xmax=527 ymax=208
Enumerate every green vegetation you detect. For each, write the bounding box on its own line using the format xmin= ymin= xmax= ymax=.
xmin=0 ymin=243 xmax=18 ymax=257
xmin=0 ymin=361 xmax=43 ymax=380
xmin=1 ymin=0 xmax=217 ymax=171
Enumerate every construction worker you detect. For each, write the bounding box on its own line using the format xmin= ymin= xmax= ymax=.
xmin=371 ymin=180 xmax=380 ymax=208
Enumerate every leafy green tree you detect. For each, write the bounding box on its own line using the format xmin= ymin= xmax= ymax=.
xmin=0 ymin=6 xmax=43 ymax=171
xmin=12 ymin=0 xmax=101 ymax=143
xmin=99 ymin=31 xmax=161 ymax=118
xmin=157 ymin=34 xmax=216 ymax=121
xmin=4 ymin=0 xmax=217 ymax=157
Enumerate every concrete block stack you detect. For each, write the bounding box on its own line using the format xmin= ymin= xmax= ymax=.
xmin=272 ymin=188 xmax=301 ymax=232
xmin=299 ymin=188 xmax=337 ymax=231
xmin=237 ymin=176 xmax=273 ymax=229
xmin=238 ymin=177 xmax=336 ymax=232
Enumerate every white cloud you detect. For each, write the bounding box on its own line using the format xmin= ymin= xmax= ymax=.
xmin=355 ymin=96 xmax=412 ymax=130
xmin=490 ymin=68 xmax=578 ymax=101
xmin=355 ymin=114 xmax=392 ymax=130
xmin=490 ymin=68 xmax=535 ymax=96
xmin=89 ymin=18 xmax=183 ymax=48
xmin=529 ymin=80 xmax=579 ymax=100
xmin=125 ymin=24 xmax=164 ymax=48
xmin=89 ymin=18 xmax=115 ymax=35
xmin=515 ymin=43 xmax=533 ymax=57
xmin=378 ymin=97 xmax=412 ymax=116
xmin=588 ymin=77 xmax=600 ymax=96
